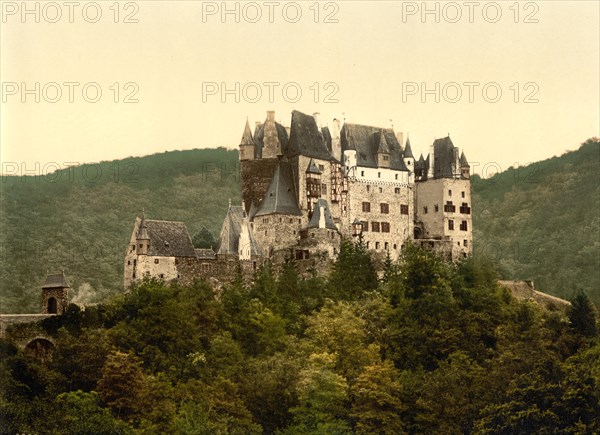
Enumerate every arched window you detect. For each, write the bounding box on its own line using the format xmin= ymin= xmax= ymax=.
xmin=47 ymin=297 xmax=57 ymax=314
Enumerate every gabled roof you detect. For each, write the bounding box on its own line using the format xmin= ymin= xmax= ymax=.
xmin=340 ymin=123 xmax=409 ymax=171
xmin=136 ymin=219 xmax=197 ymax=257
xmin=286 ymin=110 xmax=334 ymax=161
xmin=377 ymin=130 xmax=390 ymax=154
xmin=433 ymin=136 xmax=456 ymax=178
xmin=307 ymin=199 xmax=338 ymax=230
xmin=136 ymin=212 xmax=150 ymax=241
xmin=42 ymin=273 xmax=70 ymax=289
xmin=404 ymin=136 xmax=414 ymax=159
xmin=255 ymin=162 xmax=302 ymax=217
xmin=216 ymin=206 xmax=261 ymax=256
xmin=306 ymin=158 xmax=322 ymax=174
xmin=240 ymin=118 xmax=254 ymax=146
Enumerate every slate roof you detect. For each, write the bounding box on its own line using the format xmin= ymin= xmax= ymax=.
xmin=306 ymin=158 xmax=322 ymax=174
xmin=377 ymin=130 xmax=390 ymax=154
xmin=340 ymin=123 xmax=409 ymax=171
xmin=433 ymin=136 xmax=457 ymax=178
xmin=240 ymin=119 xmax=254 ymax=146
xmin=307 ymin=199 xmax=338 ymax=230
xmin=216 ymin=206 xmax=261 ymax=256
xmin=286 ymin=110 xmax=334 ymax=161
xmin=255 ymin=162 xmax=302 ymax=217
xmin=138 ymin=219 xmax=197 ymax=257
xmin=404 ymin=136 xmax=414 ymax=159
xmin=253 ymin=120 xmax=288 ymax=159
xmin=322 ymin=126 xmax=332 ymax=153
xmin=42 ymin=273 xmax=70 ymax=289
xmin=460 ymin=151 xmax=469 ymax=167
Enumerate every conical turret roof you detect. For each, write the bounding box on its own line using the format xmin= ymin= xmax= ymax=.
xmin=460 ymin=151 xmax=470 ymax=167
xmin=137 ymin=210 xmax=150 ymax=240
xmin=240 ymin=118 xmax=254 ymax=146
xmin=404 ymin=135 xmax=414 ymax=159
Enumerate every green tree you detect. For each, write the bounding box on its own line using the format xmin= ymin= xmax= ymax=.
xmin=329 ymin=237 xmax=378 ymax=300
xmin=568 ymin=289 xmax=598 ymax=337
xmin=54 ymin=391 xmax=131 ymax=434
xmin=192 ymin=227 xmax=216 ymax=249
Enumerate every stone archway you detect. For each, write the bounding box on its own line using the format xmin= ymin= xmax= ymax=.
xmin=24 ymin=338 xmax=55 ymax=362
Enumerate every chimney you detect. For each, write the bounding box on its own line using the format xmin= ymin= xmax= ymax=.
xmin=428 ymin=141 xmax=435 ymax=178
xmin=396 ymin=132 xmax=404 ymax=147
xmin=331 ymin=118 xmax=342 ymax=161
xmin=313 ymin=112 xmax=321 ymax=131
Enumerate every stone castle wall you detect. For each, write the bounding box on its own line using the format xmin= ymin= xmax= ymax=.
xmin=241 ymin=159 xmax=279 ymax=210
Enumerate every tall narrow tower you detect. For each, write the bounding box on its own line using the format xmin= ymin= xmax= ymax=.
xmin=40 ymin=271 xmax=70 ymax=314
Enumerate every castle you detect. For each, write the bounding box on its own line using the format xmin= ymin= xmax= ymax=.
xmin=124 ymin=110 xmax=473 ymax=288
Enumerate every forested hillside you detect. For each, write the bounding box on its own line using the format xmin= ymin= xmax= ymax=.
xmin=2 ymin=244 xmax=598 ymax=433
xmin=0 ymin=148 xmax=240 ymax=313
xmin=1 ymin=139 xmax=598 ymax=313
xmin=472 ymin=138 xmax=599 ymax=304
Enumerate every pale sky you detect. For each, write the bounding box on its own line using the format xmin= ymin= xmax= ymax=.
xmin=1 ymin=1 xmax=598 ymax=177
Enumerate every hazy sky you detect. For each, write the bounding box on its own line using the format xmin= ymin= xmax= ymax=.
xmin=1 ymin=1 xmax=598 ymax=177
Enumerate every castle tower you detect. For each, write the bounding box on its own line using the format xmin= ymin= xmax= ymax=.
xmin=460 ymin=151 xmax=470 ymax=179
xmin=403 ymin=134 xmax=414 ymax=169
xmin=136 ymin=211 xmax=151 ymax=255
xmin=331 ymin=118 xmax=342 ymax=161
xmin=239 ymin=118 xmax=255 ymax=161
xmin=40 ymin=271 xmax=69 ymax=314
xmin=262 ymin=110 xmax=281 ymax=159
xmin=306 ymin=158 xmax=322 ymax=214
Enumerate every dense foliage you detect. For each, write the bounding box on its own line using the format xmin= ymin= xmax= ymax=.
xmin=1 ymin=139 xmax=598 ymax=312
xmin=2 ymin=244 xmax=598 ymax=434
xmin=472 ymin=138 xmax=600 ymax=304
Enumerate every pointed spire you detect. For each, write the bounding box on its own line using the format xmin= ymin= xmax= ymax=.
xmin=404 ymin=134 xmax=414 ymax=159
xmin=460 ymin=151 xmax=470 ymax=167
xmin=377 ymin=130 xmax=390 ymax=154
xmin=137 ymin=210 xmax=150 ymax=240
xmin=240 ymin=118 xmax=254 ymax=145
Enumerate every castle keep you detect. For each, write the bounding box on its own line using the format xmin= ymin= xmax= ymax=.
xmin=124 ymin=110 xmax=473 ymax=287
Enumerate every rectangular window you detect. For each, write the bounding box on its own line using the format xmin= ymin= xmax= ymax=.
xmin=395 ymin=187 xmax=400 ymax=194
xmin=321 ymin=183 xmax=327 ymax=194
xmin=460 ymin=221 xmax=468 ymax=231
xmin=461 ymin=191 xmax=465 ymax=198
xmin=448 ymin=220 xmax=454 ymax=230
xmin=154 ymin=258 xmax=159 ymax=264
xmin=385 ymin=242 xmax=389 ymax=250
xmin=400 ymin=204 xmax=409 ymax=215
xmin=319 ymin=164 xmax=324 ymax=171
xmin=361 ymin=170 xmax=365 ymax=176
xmin=383 ymin=155 xmax=389 ymax=161
xmin=366 ymin=185 xmax=370 ymax=192
xmin=444 ymin=201 xmax=456 ymax=213
xmin=464 ymin=240 xmax=468 ymax=247
xmin=379 ymin=187 xmax=383 ymax=193
xmin=202 ymin=263 xmax=210 ymax=272
xmin=375 ymin=241 xmax=380 ymax=249
xmin=395 ymin=174 xmax=398 ymax=180
xmin=448 ymin=189 xmax=452 ymax=196
xmin=460 ymin=203 xmax=471 ymax=214
xmin=380 ymin=203 xmax=389 ymax=214
xmin=361 ymin=221 xmax=368 ymax=232
xmin=362 ymin=202 xmax=371 ymax=212
xmin=381 ymin=222 xmax=390 ymax=233
xmin=423 ymin=206 xmax=428 ymax=214
xmin=372 ymin=221 xmax=380 ymax=232
xmin=434 ymin=204 xmax=439 ymax=212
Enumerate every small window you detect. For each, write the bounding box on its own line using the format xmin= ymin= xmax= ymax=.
xmin=380 ymin=203 xmax=389 ymax=214
xmin=319 ymin=164 xmax=324 ymax=171
xmin=395 ymin=174 xmax=398 ymax=180
xmin=460 ymin=221 xmax=468 ymax=231
xmin=378 ymin=172 xmax=381 ymax=178
xmin=379 ymin=187 xmax=383 ymax=193
xmin=154 ymin=258 xmax=159 ymax=264
xmin=279 ymin=217 xmax=283 ymax=223
xmin=361 ymin=170 xmax=365 ymax=176
xmin=393 ymin=243 xmax=397 ymax=249
xmin=395 ymin=187 xmax=400 ymax=194
xmin=375 ymin=242 xmax=380 ymax=249
xmin=464 ymin=240 xmax=468 ymax=247
xmin=322 ymin=184 xmax=327 ymax=194
xmin=448 ymin=190 xmax=452 ymax=196
xmin=139 ymin=244 xmax=143 ymax=249
xmin=127 ymin=260 xmax=131 ymax=265
xmin=366 ymin=185 xmax=370 ymax=192
xmin=434 ymin=204 xmax=439 ymax=212
xmin=361 ymin=221 xmax=368 ymax=232
xmin=400 ymin=204 xmax=409 ymax=215
xmin=362 ymin=202 xmax=371 ymax=212
xmin=381 ymin=222 xmax=390 ymax=233
xmin=366 ymin=241 xmax=370 ymax=249
xmin=448 ymin=220 xmax=454 ymax=230
xmin=461 ymin=191 xmax=465 ymax=198
xmin=372 ymin=222 xmax=380 ymax=232
xmin=423 ymin=206 xmax=428 ymax=214
xmin=202 ymin=263 xmax=210 ymax=272
xmin=159 ymin=274 xmax=164 ymax=279
xmin=385 ymin=242 xmax=389 ymax=250
xmin=383 ymin=155 xmax=389 ymax=161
